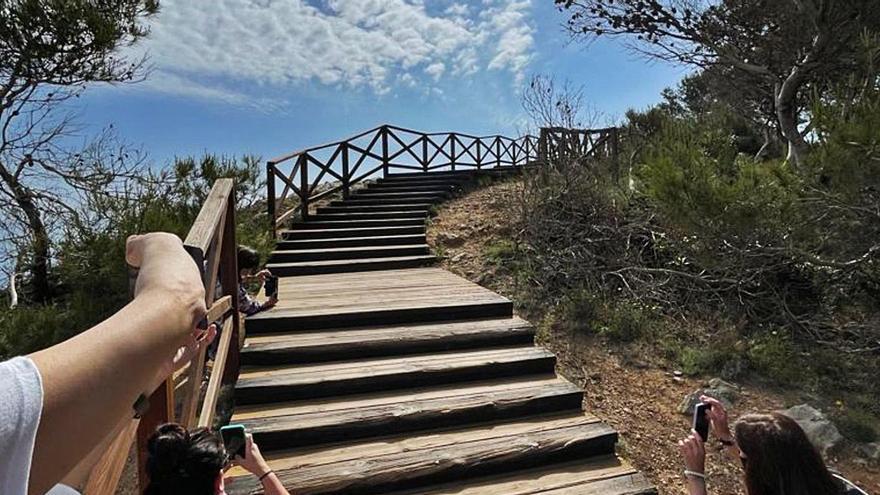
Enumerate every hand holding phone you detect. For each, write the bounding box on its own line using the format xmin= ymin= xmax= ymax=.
xmin=220 ymin=424 xmax=247 ymax=459
xmin=264 ymin=276 xmax=278 ymax=299
xmin=693 ymin=402 xmax=711 ymax=442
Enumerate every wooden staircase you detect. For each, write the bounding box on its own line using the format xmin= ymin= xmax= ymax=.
xmin=225 ymin=170 xmax=654 ymax=495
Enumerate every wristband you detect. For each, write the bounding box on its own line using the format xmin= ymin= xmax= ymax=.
xmin=259 ymin=470 xmax=275 ymax=482
xmin=684 ymin=470 xmax=706 ymax=480
xmin=718 ymin=437 xmax=735 ymax=447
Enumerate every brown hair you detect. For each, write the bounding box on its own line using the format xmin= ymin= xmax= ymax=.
xmin=735 ymin=413 xmax=843 ymax=495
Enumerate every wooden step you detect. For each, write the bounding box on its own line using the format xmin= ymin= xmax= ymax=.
xmin=224 ymin=413 xmax=617 ymax=495
xmin=245 ymin=268 xmax=513 ymax=333
xmin=322 ymin=203 xmax=433 ymax=212
xmin=267 ymin=255 xmax=436 ymax=276
xmin=234 ymin=346 xmax=557 ymax=405
xmin=236 ymin=378 xmax=583 ymax=450
xmin=288 ymin=218 xmax=426 ymax=230
xmin=311 ymin=211 xmax=428 ymax=221
xmin=281 ymin=225 xmax=425 ymax=240
xmin=375 ymin=178 xmax=470 ymax=187
xmin=367 ymin=182 xmax=460 ymax=191
xmin=276 ymin=234 xmax=427 ymax=250
xmin=338 ymin=198 xmax=444 ymax=206
xmin=386 ymin=457 xmax=655 ymax=495
xmin=241 ymin=317 xmax=535 ymax=365
xmin=270 ymin=244 xmax=430 ymax=263
xmin=385 ymin=171 xmax=478 ymax=180
xmin=359 ymin=186 xmax=453 ymax=195
xmin=352 ymin=190 xmax=449 ymax=199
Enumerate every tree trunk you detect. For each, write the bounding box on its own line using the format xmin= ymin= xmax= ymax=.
xmin=0 ymin=167 xmax=51 ymax=302
xmin=775 ymin=79 xmax=809 ymax=171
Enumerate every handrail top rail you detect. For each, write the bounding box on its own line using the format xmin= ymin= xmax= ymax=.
xmin=268 ymin=123 xmax=539 ymax=165
xmin=543 ymin=126 xmax=617 ymax=134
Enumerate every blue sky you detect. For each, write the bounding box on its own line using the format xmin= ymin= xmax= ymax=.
xmin=74 ymin=0 xmax=688 ymax=165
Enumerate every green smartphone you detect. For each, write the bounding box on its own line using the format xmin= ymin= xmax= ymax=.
xmin=220 ymin=424 xmax=247 ymax=459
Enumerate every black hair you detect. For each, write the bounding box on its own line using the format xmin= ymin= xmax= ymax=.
xmin=144 ymin=423 xmax=227 ymax=495
xmin=237 ymin=245 xmax=261 ymax=271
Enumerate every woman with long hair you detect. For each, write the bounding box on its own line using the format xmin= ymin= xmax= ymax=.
xmin=678 ymin=396 xmax=866 ymax=495
xmin=145 ymin=423 xmax=291 ymax=495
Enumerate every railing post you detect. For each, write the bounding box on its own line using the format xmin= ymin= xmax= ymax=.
xmin=422 ymin=135 xmax=428 ymax=172
xmin=538 ymin=128 xmax=549 ymax=163
xmin=381 ymin=126 xmax=390 ymax=177
xmin=495 ymin=137 xmax=502 ymax=167
xmin=220 ymin=190 xmax=240 ymax=386
xmin=341 ymin=143 xmax=350 ymax=199
xmin=299 ymin=154 xmax=310 ymax=220
xmin=450 ymin=134 xmax=456 ymax=171
xmin=266 ymin=161 xmax=276 ymax=238
xmin=475 ymin=140 xmax=482 ymax=169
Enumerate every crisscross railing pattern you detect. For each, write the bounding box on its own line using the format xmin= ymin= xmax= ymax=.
xmin=266 ymin=125 xmax=539 ymax=230
xmin=538 ymin=126 xmax=619 ymax=164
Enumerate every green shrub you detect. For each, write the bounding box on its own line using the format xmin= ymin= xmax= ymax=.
xmin=746 ymin=332 xmax=804 ymax=384
xmin=485 ymin=239 xmax=517 ymax=264
xmin=0 ymin=154 xmax=270 ymax=360
xmin=834 ymin=408 xmax=879 ymax=443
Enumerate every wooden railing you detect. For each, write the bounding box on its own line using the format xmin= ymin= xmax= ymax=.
xmin=84 ymin=179 xmax=241 ymax=494
xmin=537 ymin=126 xmax=619 ymax=165
xmin=266 ymin=124 xmax=539 ymax=230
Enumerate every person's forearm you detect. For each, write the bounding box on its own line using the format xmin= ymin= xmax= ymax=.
xmin=29 ymin=288 xmax=203 ymax=495
xmin=262 ymin=472 xmax=291 ymax=495
xmin=687 ymin=478 xmax=708 ymax=495
xmin=60 ymin=417 xmax=133 ymax=490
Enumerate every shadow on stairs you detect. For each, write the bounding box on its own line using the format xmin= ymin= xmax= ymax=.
xmin=225 ymin=170 xmax=656 ymax=495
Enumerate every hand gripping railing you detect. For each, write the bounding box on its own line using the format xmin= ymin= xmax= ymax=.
xmin=84 ymin=179 xmax=241 ymax=493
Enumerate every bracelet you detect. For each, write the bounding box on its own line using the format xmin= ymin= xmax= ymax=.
xmin=718 ymin=437 xmax=735 ymax=447
xmin=259 ymin=470 xmax=275 ymax=482
xmin=684 ymin=470 xmax=706 ymax=480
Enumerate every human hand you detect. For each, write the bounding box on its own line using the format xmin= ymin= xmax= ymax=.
xmin=256 ymin=269 xmax=273 ymax=282
xmin=235 ymin=433 xmax=271 ymax=478
xmin=700 ymin=395 xmax=733 ymax=441
xmin=678 ymin=430 xmax=706 ymax=473
xmin=262 ymin=296 xmax=278 ymax=310
xmin=152 ymin=323 xmax=217 ymax=392
xmin=126 ymin=233 xmax=206 ymax=329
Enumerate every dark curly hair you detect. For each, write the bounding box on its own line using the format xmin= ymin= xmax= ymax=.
xmin=144 ymin=423 xmax=227 ymax=495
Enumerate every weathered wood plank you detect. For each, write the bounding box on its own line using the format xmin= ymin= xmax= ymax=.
xmin=235 ymin=346 xmax=555 ymax=405
xmin=240 ymin=317 xmax=534 ymax=364
xmin=385 ymin=457 xmax=652 ymax=495
xmin=225 ymin=417 xmax=616 ymax=495
xmin=240 ymin=380 xmax=582 ymax=450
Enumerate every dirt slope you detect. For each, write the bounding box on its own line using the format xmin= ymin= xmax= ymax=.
xmin=428 ymin=176 xmax=880 ymax=495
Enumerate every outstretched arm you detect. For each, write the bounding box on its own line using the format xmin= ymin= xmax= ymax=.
xmin=28 ymin=233 xmax=208 ymax=495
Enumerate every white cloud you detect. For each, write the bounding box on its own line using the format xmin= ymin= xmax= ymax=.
xmin=130 ymin=0 xmax=534 ymax=107
xmin=424 ymin=62 xmax=446 ymax=81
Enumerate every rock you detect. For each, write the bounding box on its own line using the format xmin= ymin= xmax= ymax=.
xmin=779 ymin=404 xmax=844 ymax=455
xmin=673 ymin=370 xmax=683 ymax=377
xmin=856 ymin=442 xmax=880 ymax=461
xmin=437 ymin=232 xmax=465 ymax=248
xmin=677 ymin=377 xmax=739 ymax=415
xmin=451 ymin=253 xmax=466 ymax=263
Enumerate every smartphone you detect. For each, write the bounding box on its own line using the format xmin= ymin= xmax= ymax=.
xmin=220 ymin=424 xmax=246 ymax=459
xmin=693 ymin=402 xmax=711 ymax=442
xmin=264 ymin=276 xmax=278 ymax=298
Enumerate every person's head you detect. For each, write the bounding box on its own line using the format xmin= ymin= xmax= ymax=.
xmin=237 ymin=245 xmax=260 ymax=278
xmin=145 ymin=423 xmax=228 ymax=495
xmin=735 ymin=413 xmax=842 ymax=495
